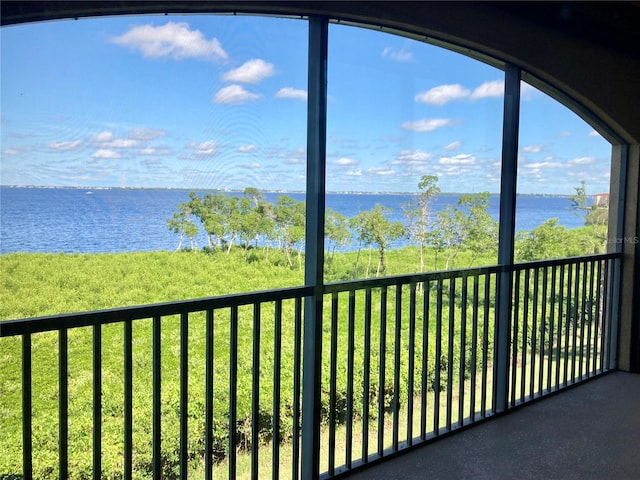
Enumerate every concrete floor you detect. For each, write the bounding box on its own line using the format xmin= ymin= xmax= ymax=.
xmin=344 ymin=371 xmax=640 ymax=480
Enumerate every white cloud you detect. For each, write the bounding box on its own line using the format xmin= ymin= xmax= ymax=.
xmin=273 ymin=147 xmax=306 ymax=165
xmin=186 ymin=140 xmax=218 ymax=158
xmin=333 ymin=157 xmax=359 ymax=166
xmin=401 ymin=118 xmax=456 ymax=132
xmin=470 ymin=80 xmax=504 ymax=100
xmin=436 ymin=166 xmax=464 ymax=176
xmin=213 ymin=85 xmax=261 ymax=104
xmin=589 ymin=130 xmax=602 ymax=137
xmin=568 ymin=156 xmax=596 ymax=165
xmin=443 ymin=141 xmax=461 ymax=151
xmin=439 ymin=154 xmax=475 ymax=165
xmin=524 ymin=161 xmax=564 ymax=169
xmin=139 ymin=147 xmax=171 ymax=156
xmin=105 ymin=138 xmax=138 ymax=148
xmin=48 ymin=140 xmax=82 ymax=151
xmin=222 ymin=59 xmax=275 ymax=84
xmin=346 ymin=170 xmax=362 ymax=176
xmin=130 ymin=127 xmax=166 ymax=141
xmin=111 ymin=22 xmax=227 ymax=61
xmin=522 ymin=144 xmax=543 ymax=153
xmin=393 ymin=149 xmax=434 ymax=164
xmin=366 ymin=167 xmax=395 ymax=176
xmin=92 ymin=149 xmax=120 ymax=159
xmin=93 ymin=131 xmax=114 ymax=142
xmin=415 ymin=84 xmax=471 ymax=106
xmin=381 ymin=47 xmax=413 ymax=62
xmin=275 ymin=87 xmax=307 ymax=101
xmin=238 ymin=144 xmax=258 ymax=153
xmin=242 ymin=162 xmax=261 ymax=169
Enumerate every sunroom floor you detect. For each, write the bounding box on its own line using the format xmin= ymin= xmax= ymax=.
xmin=344 ymin=371 xmax=640 ymax=480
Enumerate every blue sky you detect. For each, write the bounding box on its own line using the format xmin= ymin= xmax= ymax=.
xmin=1 ymin=14 xmax=611 ymax=194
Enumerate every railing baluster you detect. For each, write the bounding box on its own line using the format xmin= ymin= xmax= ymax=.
xmin=563 ymin=264 xmax=573 ymax=387
xmin=346 ymin=291 xmax=356 ymax=466
xmin=546 ymin=266 xmax=556 ymax=393
xmin=362 ymin=288 xmax=372 ymax=461
xmin=571 ymin=262 xmax=581 ymax=382
xmin=538 ymin=267 xmax=547 ymax=396
xmin=593 ymin=260 xmax=603 ymax=374
xmin=458 ymin=277 xmax=467 ymax=427
xmin=579 ymin=261 xmax=589 ymax=379
xmin=470 ymin=276 xmax=479 ymax=421
xmin=491 ymin=270 xmax=500 ymax=414
xmin=205 ymin=309 xmax=214 ymax=480
xmin=601 ymin=259 xmax=610 ymax=370
xmin=510 ymin=270 xmax=521 ymax=406
xmin=434 ymin=279 xmax=443 ymax=432
xmin=446 ymin=279 xmax=455 ymax=431
xmin=251 ymin=303 xmax=261 ymax=479
xmin=392 ymin=285 xmax=402 ymax=450
xmin=481 ymin=274 xmax=490 ymax=417
xmin=586 ymin=261 xmax=596 ymax=377
xmin=407 ymin=283 xmax=417 ymax=443
xmin=180 ymin=313 xmax=189 ymax=479
xmin=124 ymin=320 xmax=133 ymax=480
xmin=520 ymin=269 xmax=530 ymax=402
xmin=152 ymin=316 xmax=161 ymax=480
xmin=555 ymin=265 xmax=565 ymax=389
xmin=93 ymin=324 xmax=102 ymax=480
xmin=377 ymin=286 xmax=388 ymax=456
xmin=328 ymin=292 xmax=338 ymax=474
xmin=273 ymin=300 xmax=282 ymax=480
xmin=59 ymin=328 xmax=68 ymax=479
xmin=292 ymin=297 xmax=302 ymax=480
xmin=229 ymin=306 xmax=238 ymax=480
xmin=420 ymin=281 xmax=430 ymax=439
xmin=530 ymin=268 xmax=539 ymax=399
xmin=22 ymin=334 xmax=32 ymax=480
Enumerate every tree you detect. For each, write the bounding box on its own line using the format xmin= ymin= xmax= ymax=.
xmin=570 ymin=180 xmax=608 ymax=226
xmin=166 ymin=201 xmax=199 ymax=251
xmin=243 ymin=187 xmax=263 ymax=208
xmin=404 ymin=175 xmax=440 ymax=272
xmin=325 ymin=208 xmax=352 ymax=261
xmin=350 ymin=204 xmax=404 ymax=277
xmin=457 ymin=192 xmax=499 ymax=265
xmin=427 ymin=192 xmax=498 ymax=269
xmin=569 ymin=180 xmax=590 ymax=220
xmin=515 ymin=218 xmax=568 ymax=261
xmin=427 ymin=204 xmax=465 ymax=270
xmin=237 ymin=195 xmax=262 ymax=256
xmin=568 ymin=181 xmax=608 ymax=253
xmin=274 ymin=195 xmax=306 ymax=268
xmin=188 ymin=192 xmax=228 ymax=251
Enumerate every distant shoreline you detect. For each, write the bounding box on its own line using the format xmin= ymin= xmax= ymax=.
xmin=0 ymin=184 xmax=573 ymax=198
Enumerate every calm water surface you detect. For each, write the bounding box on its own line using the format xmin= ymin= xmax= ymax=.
xmin=0 ymin=187 xmax=583 ymax=254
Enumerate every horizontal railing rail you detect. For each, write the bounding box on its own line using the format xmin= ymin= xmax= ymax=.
xmin=0 ymin=253 xmax=620 ymax=479
xmin=0 ymin=285 xmax=313 ymax=335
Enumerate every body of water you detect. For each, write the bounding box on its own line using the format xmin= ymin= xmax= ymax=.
xmin=0 ymin=186 xmax=585 ymax=254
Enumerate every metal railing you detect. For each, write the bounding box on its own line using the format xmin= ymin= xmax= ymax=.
xmin=0 ymin=253 xmax=620 ymax=479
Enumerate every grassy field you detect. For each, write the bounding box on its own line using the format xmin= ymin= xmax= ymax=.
xmin=0 ymin=232 xmax=602 ymax=478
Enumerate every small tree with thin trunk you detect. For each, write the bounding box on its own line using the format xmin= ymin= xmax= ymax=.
xmin=404 ymin=175 xmax=440 ymax=272
xmin=166 ymin=201 xmax=199 ymax=251
xmin=351 ymin=204 xmax=404 ymax=277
